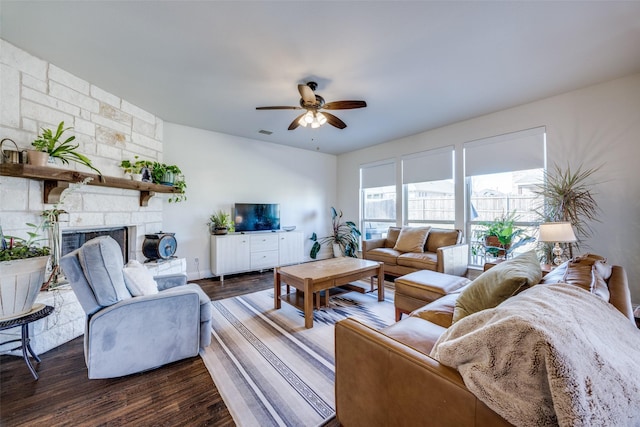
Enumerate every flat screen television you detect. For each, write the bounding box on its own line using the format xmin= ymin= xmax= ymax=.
xmin=234 ymin=203 xmax=280 ymax=232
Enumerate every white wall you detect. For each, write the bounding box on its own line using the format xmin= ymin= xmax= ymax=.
xmin=337 ymin=73 xmax=640 ymax=304
xmin=162 ymin=123 xmax=337 ymax=279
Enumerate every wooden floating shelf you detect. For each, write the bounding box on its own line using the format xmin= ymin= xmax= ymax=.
xmin=0 ymin=163 xmax=180 ymax=207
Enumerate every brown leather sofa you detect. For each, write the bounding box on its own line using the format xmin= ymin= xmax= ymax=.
xmin=335 ymin=258 xmax=635 ymax=426
xmin=362 ymin=227 xmax=469 ymax=277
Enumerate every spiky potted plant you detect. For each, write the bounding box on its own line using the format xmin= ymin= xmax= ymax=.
xmin=533 ymin=162 xmax=601 ymax=261
xmin=208 ymin=210 xmax=233 ymax=235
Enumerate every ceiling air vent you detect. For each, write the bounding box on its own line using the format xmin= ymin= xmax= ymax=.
xmin=258 ymin=129 xmax=273 ymax=135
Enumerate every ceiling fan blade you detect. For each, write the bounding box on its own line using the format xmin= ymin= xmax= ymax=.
xmin=323 ymin=100 xmax=367 ymax=110
xmin=323 ymin=112 xmax=347 ymax=129
xmin=256 ymin=106 xmax=301 ymax=110
xmin=288 ymin=113 xmax=306 ymax=130
xmin=298 ymin=84 xmax=316 ymax=104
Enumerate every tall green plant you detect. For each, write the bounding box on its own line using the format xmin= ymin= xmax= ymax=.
xmin=533 ymin=163 xmax=601 ymax=256
xmin=310 ymin=207 xmax=361 ymax=259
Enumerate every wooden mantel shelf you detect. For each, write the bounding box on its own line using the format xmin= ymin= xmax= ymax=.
xmin=0 ymin=163 xmax=179 ymax=207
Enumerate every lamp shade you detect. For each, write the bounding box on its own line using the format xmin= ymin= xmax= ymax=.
xmin=538 ymin=222 xmax=577 ymax=243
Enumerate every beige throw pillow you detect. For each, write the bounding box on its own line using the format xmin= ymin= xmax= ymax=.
xmin=393 ymin=227 xmax=431 ymax=253
xmin=452 ymin=250 xmax=542 ymax=323
xmin=123 ymin=260 xmax=159 ymax=297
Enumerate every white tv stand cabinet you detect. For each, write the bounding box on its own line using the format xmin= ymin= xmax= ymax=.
xmin=210 ymin=231 xmax=304 ymax=281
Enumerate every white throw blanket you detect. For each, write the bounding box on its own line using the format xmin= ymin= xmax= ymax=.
xmin=430 ymin=284 xmax=640 ymax=426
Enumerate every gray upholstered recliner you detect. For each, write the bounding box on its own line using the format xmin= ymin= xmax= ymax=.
xmin=60 ymin=236 xmax=212 ymax=379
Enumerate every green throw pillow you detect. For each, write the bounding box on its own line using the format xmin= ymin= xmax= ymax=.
xmin=452 ymin=250 xmax=542 ymax=323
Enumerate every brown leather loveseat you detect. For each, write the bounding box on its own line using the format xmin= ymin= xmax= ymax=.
xmin=362 ymin=226 xmax=469 ymax=277
xmin=335 ymin=254 xmax=636 ymax=426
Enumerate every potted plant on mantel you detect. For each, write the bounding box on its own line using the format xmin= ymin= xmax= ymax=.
xmin=0 ymin=224 xmax=51 ymax=320
xmin=119 ymin=156 xmax=152 ymax=181
xmin=208 ymin=210 xmax=234 ymax=235
xmin=29 ymin=121 xmax=102 ymax=175
xmin=310 ymin=207 xmax=361 ymax=259
xmin=151 ymin=162 xmax=187 ymax=203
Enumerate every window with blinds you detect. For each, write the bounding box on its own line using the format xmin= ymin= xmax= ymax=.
xmin=402 ymin=146 xmax=455 ymax=229
xmin=464 ymin=127 xmax=546 ymax=266
xmin=360 ymin=160 xmax=396 ymax=239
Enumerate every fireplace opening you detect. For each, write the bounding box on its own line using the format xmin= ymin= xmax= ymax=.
xmin=62 ymin=227 xmax=129 ymax=262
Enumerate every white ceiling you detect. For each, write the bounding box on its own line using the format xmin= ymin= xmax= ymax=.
xmin=2 ymin=1 xmax=640 ymax=155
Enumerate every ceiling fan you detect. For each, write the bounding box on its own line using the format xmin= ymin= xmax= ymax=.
xmin=256 ymin=81 xmax=367 ymax=130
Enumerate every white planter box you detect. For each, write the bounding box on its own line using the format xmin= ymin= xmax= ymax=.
xmin=0 ymin=256 xmax=50 ymax=320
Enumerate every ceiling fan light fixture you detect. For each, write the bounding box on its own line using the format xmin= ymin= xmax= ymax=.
xmin=304 ymin=110 xmax=314 ymax=124
xmin=256 ymin=82 xmax=367 ymax=131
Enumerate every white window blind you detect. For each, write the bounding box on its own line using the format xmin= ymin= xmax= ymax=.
xmin=464 ymin=127 xmax=545 ymax=176
xmin=402 ymin=146 xmax=454 ymax=184
xmin=360 ymin=160 xmax=396 ymax=189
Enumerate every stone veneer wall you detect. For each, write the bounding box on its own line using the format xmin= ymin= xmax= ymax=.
xmin=0 ymin=39 xmax=167 ymax=353
xmin=0 ymin=39 xmax=165 ymax=258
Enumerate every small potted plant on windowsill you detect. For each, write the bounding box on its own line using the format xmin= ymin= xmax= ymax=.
xmin=310 ymin=207 xmax=361 ymax=259
xmin=30 ymin=121 xmax=102 ymax=175
xmin=208 ymin=210 xmax=234 ymax=235
xmin=475 ymin=211 xmax=534 ymax=260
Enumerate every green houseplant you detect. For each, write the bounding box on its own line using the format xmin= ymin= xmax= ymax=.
xmin=0 ymin=223 xmax=51 ymax=319
xmin=310 ymin=207 xmax=361 ymax=259
xmin=147 ymin=162 xmax=187 ymax=203
xmin=475 ymin=211 xmax=534 ymax=259
xmin=208 ymin=210 xmax=234 ymax=235
xmin=120 ymin=156 xmax=152 ymax=181
xmin=533 ymin=163 xmax=600 ymax=260
xmin=31 ymin=121 xmax=102 ymax=175
xmin=151 ymin=162 xmax=181 ymax=185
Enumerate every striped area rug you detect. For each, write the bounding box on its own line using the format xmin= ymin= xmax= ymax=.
xmin=200 ymin=282 xmax=395 ymax=427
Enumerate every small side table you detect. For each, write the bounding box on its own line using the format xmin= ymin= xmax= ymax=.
xmin=0 ymin=305 xmax=54 ymax=380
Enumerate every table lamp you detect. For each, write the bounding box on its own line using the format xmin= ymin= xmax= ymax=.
xmin=538 ymin=222 xmax=577 ymax=265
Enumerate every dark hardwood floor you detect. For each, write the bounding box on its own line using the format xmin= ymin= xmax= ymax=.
xmin=0 ymin=271 xmax=275 ymax=427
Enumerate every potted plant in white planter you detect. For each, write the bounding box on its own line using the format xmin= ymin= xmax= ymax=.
xmin=0 ymin=224 xmax=51 ymax=320
xmin=310 ymin=207 xmax=361 ymax=259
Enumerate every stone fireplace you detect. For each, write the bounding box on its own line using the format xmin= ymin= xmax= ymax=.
xmin=0 ymin=40 xmax=168 ymax=355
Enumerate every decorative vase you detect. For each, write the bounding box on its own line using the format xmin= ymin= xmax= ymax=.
xmin=160 ymin=171 xmax=175 ymax=186
xmin=27 ymin=150 xmax=49 ymax=167
xmin=0 ymin=256 xmax=50 ymax=320
xmin=131 ymin=173 xmax=143 ymax=182
xmin=333 ymin=243 xmax=343 ymax=258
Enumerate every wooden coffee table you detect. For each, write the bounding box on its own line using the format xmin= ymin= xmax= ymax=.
xmin=274 ymin=258 xmax=384 ymax=328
